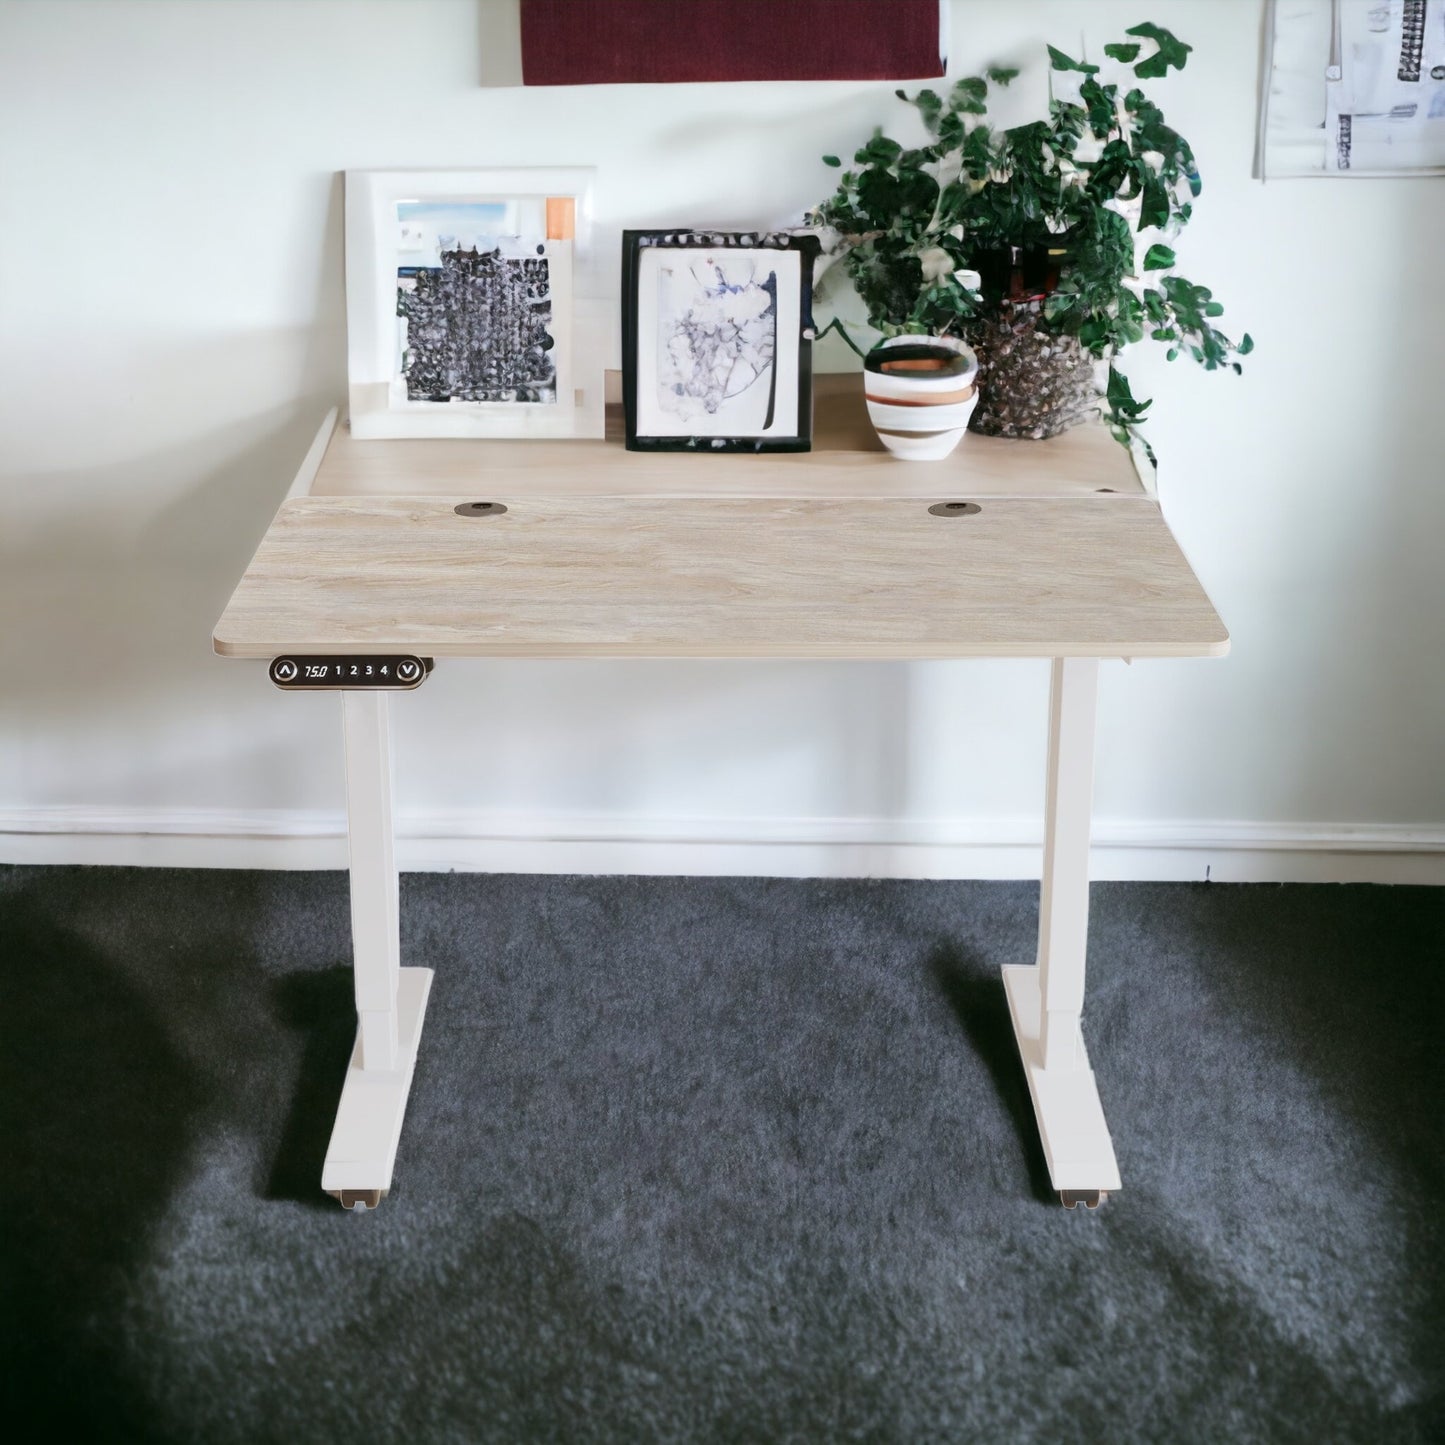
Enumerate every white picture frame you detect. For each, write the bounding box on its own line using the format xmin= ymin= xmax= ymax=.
xmin=345 ymin=167 xmax=605 ymax=438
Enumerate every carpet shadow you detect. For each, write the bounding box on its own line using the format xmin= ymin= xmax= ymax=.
xmin=264 ymin=965 xmax=357 ymax=1208
xmin=1156 ymin=883 xmax=1445 ymax=1409
xmin=0 ymin=896 xmax=204 ymax=1444
xmin=928 ymin=943 xmax=1055 ymax=1205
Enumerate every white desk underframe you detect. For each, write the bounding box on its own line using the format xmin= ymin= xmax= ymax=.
xmin=215 ymin=388 xmax=1227 ymax=1211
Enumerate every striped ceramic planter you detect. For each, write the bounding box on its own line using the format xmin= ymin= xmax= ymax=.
xmin=863 ymin=336 xmax=980 ymax=461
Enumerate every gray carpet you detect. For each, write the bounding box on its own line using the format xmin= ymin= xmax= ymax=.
xmin=0 ymin=866 xmax=1440 ymax=1443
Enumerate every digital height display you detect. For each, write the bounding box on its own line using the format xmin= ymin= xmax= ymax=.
xmin=268 ymin=656 xmax=430 ymax=690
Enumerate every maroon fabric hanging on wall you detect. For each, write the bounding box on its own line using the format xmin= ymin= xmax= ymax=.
xmin=520 ymin=0 xmax=945 ymax=85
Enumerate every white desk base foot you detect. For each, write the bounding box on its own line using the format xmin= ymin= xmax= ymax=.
xmin=322 ymin=966 xmax=434 ymax=1210
xmin=1002 ymin=963 xmax=1121 ymax=1202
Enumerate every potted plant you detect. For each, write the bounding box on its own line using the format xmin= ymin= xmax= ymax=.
xmin=807 ymin=22 xmax=1252 ymax=448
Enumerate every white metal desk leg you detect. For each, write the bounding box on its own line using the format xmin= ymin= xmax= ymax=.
xmin=322 ymin=690 xmax=434 ymax=1211
xmin=1002 ymin=657 xmax=1121 ymax=1207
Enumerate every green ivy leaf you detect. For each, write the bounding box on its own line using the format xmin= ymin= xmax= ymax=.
xmin=986 ymin=65 xmax=1020 ymax=86
xmin=856 ymin=133 xmax=902 ymax=166
xmin=1103 ymin=42 xmax=1141 ymax=62
xmin=1142 ymin=243 xmax=1176 ymax=270
xmin=951 ymin=75 xmax=989 ymax=114
xmin=1204 ymin=300 xmax=1224 ymax=316
xmin=1047 ymin=44 xmax=1099 ymax=75
xmin=1138 ymin=178 xmax=1170 ymax=230
xmin=961 ymin=124 xmax=994 ymax=179
xmin=936 ymin=109 xmax=965 ymax=147
xmin=822 ymin=155 xmax=842 ymax=167
xmin=894 ymin=167 xmax=940 ymax=217
xmin=1125 ymin=22 xmax=1192 ymax=78
xmin=911 ymin=87 xmax=944 ymax=132
xmin=1238 ymin=332 xmax=1255 ymax=355
xmin=855 ymin=166 xmax=903 ymax=223
xmin=1078 ymin=76 xmax=1121 ymax=136
xmin=1105 ymin=365 xmax=1152 ymax=416
xmin=1087 ymin=137 xmax=1134 ymax=198
xmin=1106 ymin=367 xmax=1131 ymax=405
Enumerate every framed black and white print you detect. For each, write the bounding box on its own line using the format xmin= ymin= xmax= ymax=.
xmin=345 ymin=168 xmax=605 ymax=439
xmin=621 ymin=231 xmax=819 ymax=452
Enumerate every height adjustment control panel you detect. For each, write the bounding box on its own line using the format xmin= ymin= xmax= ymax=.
xmin=268 ymin=656 xmax=433 ymax=691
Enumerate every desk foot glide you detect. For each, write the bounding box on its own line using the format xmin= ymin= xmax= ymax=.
xmin=1059 ymin=1189 xmax=1107 ymax=1210
xmin=330 ymin=1188 xmax=384 ymax=1213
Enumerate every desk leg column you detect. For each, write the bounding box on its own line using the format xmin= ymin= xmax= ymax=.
xmin=322 ymin=690 xmax=434 ymax=1211
xmin=1001 ymin=657 xmax=1121 ymax=1207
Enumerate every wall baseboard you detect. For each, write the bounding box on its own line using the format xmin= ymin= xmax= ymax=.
xmin=1 ymin=807 xmax=1441 ymax=884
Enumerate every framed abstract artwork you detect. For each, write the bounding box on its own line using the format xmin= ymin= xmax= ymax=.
xmin=621 ymin=230 xmax=819 ymax=453
xmin=345 ymin=168 xmax=605 ymax=439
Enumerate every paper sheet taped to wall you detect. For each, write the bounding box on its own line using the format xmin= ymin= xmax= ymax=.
xmin=1262 ymin=0 xmax=1445 ymax=175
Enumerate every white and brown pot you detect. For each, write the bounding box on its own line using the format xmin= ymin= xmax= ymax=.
xmin=863 ymin=336 xmax=980 ymax=461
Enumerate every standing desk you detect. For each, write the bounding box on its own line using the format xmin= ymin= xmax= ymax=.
xmin=213 ymin=375 xmax=1228 ymax=1211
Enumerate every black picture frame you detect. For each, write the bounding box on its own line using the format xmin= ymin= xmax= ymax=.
xmin=621 ymin=230 xmax=818 ymax=453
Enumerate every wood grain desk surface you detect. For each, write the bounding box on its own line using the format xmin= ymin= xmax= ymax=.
xmin=213 ymin=378 xmax=1228 ymax=661
xmin=309 ymin=374 xmax=1149 ymax=501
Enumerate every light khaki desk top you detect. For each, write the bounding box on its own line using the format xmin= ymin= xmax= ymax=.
xmin=309 ymin=374 xmax=1147 ymax=501
xmin=213 ymin=376 xmax=1227 ymax=661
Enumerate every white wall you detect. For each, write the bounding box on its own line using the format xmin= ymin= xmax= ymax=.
xmin=2 ymin=0 xmax=1442 ymax=882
